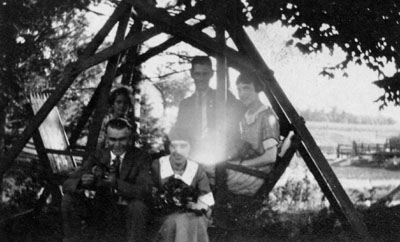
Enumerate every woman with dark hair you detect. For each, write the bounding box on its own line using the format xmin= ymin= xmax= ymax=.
xmin=151 ymin=131 xmax=214 ymax=242
xmin=97 ymin=87 xmax=135 ymax=148
xmin=214 ymin=72 xmax=281 ymax=229
xmin=224 ymin=71 xmax=280 ymax=196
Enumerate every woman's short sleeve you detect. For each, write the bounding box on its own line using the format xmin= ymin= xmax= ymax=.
xmin=261 ymin=109 xmax=280 ymax=144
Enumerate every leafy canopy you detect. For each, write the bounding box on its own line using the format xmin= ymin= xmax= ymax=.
xmin=0 ymin=0 xmax=103 ymax=147
xmin=168 ymin=0 xmax=400 ymax=107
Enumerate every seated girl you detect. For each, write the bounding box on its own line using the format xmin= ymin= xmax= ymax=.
xmin=97 ymin=87 xmax=138 ymax=148
xmin=226 ymin=71 xmax=280 ymax=196
xmin=151 ymin=132 xmax=215 ymax=242
xmin=214 ymin=71 xmax=280 ymax=230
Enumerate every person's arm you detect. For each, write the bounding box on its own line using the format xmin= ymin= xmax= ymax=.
xmin=62 ymin=151 xmax=100 ymax=193
xmin=241 ymin=139 xmax=278 ymax=168
xmin=187 ymin=166 xmax=214 ymax=214
xmin=230 ymin=109 xmax=280 ymax=168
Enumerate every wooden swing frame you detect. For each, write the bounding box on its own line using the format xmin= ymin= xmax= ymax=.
xmin=1 ymin=0 xmax=372 ymax=241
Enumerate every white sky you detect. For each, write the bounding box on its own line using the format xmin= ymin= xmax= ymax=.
xmin=86 ymin=4 xmax=400 ymax=123
xmin=245 ymin=23 xmax=400 ymax=121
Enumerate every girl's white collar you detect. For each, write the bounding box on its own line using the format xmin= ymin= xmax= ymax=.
xmin=159 ymin=155 xmax=199 ymax=186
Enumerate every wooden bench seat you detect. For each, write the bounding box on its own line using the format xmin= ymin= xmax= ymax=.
xmin=211 ymin=131 xmax=299 ymax=241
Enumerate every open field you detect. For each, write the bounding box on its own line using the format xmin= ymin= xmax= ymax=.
xmin=305 ymin=121 xmax=400 ymax=159
xmin=306 ymin=121 xmax=400 ymax=143
xmin=304 ymin=122 xmax=400 ymax=187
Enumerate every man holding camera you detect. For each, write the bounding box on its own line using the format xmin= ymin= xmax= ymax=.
xmin=61 ymin=118 xmax=153 ymax=242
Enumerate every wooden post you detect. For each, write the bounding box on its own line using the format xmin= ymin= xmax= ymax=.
xmin=214 ymin=24 xmax=228 ymax=190
xmin=69 ymin=76 xmax=109 ymax=146
xmin=121 ymin=18 xmax=143 ymax=86
xmin=215 ymin=25 xmax=228 ymax=162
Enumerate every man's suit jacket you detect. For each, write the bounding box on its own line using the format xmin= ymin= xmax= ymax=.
xmin=171 ymin=89 xmax=245 ymax=162
xmin=174 ymin=88 xmax=245 ymax=153
xmin=62 ymin=147 xmax=153 ymax=202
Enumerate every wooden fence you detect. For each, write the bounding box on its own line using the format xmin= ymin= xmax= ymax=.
xmin=337 ymin=139 xmax=400 ymax=159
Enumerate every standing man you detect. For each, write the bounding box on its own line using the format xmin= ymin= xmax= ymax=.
xmin=61 ymin=118 xmax=152 ymax=242
xmin=173 ymin=56 xmax=244 ymax=183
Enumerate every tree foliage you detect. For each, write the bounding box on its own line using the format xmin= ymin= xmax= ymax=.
xmin=0 ymin=0 xmax=97 ymax=92
xmin=166 ymin=0 xmax=400 ymax=107
xmin=0 ymin=0 xmax=104 ymax=151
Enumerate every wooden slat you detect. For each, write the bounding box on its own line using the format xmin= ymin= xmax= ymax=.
xmin=30 ymin=93 xmax=77 ymax=173
xmin=2 ymin=64 xmax=76 ymax=178
xmin=223 ymin=163 xmax=273 ymax=179
xmin=43 ymin=148 xmax=87 ymax=157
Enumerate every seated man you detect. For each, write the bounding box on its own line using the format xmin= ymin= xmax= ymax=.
xmin=61 ymin=118 xmax=153 ymax=242
xmin=151 ymin=131 xmax=215 ymax=242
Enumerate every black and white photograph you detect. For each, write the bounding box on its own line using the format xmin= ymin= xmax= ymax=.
xmin=1 ymin=0 xmax=400 ymax=241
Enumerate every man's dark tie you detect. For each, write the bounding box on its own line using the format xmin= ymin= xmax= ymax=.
xmin=112 ymin=155 xmax=121 ymax=178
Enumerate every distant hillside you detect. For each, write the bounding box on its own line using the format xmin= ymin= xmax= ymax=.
xmin=299 ymin=107 xmax=396 ymax=125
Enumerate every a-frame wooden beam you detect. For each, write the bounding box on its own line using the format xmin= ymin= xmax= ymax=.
xmin=121 ymin=18 xmax=143 ymax=86
xmin=85 ymin=5 xmax=131 ymax=151
xmin=115 ymin=20 xmax=210 ymax=78
xmin=81 ymin=1 xmax=132 ymax=58
xmin=124 ymin=0 xmax=371 ymax=240
xmin=69 ymin=76 xmax=109 ymax=146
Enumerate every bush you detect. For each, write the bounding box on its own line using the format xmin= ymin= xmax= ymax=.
xmin=0 ymin=161 xmax=43 ymax=217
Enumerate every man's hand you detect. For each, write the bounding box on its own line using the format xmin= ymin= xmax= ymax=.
xmin=187 ymin=201 xmax=208 ymax=211
xmin=92 ymin=165 xmax=104 ymax=178
xmin=97 ymin=174 xmax=117 ymax=189
xmin=81 ymin=174 xmax=95 ymax=187
xmin=187 ymin=201 xmax=209 ymax=216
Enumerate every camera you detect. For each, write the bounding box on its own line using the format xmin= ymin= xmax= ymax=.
xmin=92 ymin=164 xmax=110 ymax=180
